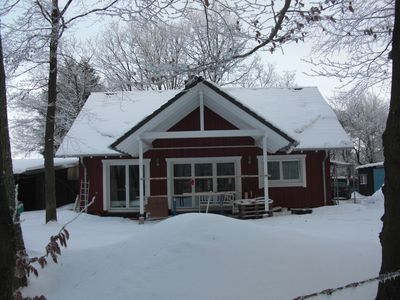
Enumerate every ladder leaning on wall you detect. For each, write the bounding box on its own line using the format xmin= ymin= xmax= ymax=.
xmin=74 ymin=180 xmax=90 ymax=212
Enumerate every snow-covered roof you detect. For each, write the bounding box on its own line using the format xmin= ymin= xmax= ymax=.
xmin=13 ymin=158 xmax=79 ymax=175
xmin=56 ymin=82 xmax=352 ymax=157
xmin=356 ymin=162 xmax=384 ymax=170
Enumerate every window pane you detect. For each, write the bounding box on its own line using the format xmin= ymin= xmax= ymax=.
xmin=174 ymin=196 xmax=193 ymax=208
xmin=174 ymin=179 xmax=192 ymax=195
xmin=217 ymin=163 xmax=235 ymax=176
xmin=174 ymin=164 xmax=191 ymax=177
xmin=217 ymin=178 xmax=235 ymax=192
xmin=195 ymin=163 xmax=212 ymax=176
xmin=282 ymin=161 xmax=300 ymax=180
xmin=110 ymin=165 xmax=126 ymax=208
xmin=360 ymin=174 xmax=367 ymax=185
xmin=129 ymin=165 xmax=144 ymax=208
xmin=195 ymin=178 xmax=213 ymax=192
xmin=267 ymin=161 xmax=280 ymax=180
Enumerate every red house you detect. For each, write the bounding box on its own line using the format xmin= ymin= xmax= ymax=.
xmin=56 ymin=77 xmax=352 ymax=218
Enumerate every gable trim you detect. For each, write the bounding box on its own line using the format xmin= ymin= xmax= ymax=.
xmin=110 ymin=78 xmax=298 ymax=153
xmin=201 ymin=81 xmax=296 ymax=145
xmin=110 ymin=89 xmax=190 ymax=149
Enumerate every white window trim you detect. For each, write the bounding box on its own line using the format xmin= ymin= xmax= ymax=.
xmin=166 ymin=156 xmax=242 ymax=209
xmin=257 ymin=154 xmax=307 ymax=188
xmin=102 ymin=159 xmax=150 ymax=212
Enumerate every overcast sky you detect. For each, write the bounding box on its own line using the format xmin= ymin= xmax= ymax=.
xmin=66 ymin=15 xmax=343 ymax=100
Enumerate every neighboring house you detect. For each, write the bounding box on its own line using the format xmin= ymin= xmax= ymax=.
xmin=56 ymin=77 xmax=352 ymax=217
xmin=356 ymin=162 xmax=385 ymax=196
xmin=13 ymin=158 xmax=79 ymax=211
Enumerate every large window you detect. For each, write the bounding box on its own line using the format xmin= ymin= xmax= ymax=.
xmin=258 ymin=154 xmax=306 ymax=187
xmin=167 ymin=157 xmax=241 ymax=208
xmin=103 ymin=159 xmax=150 ymax=210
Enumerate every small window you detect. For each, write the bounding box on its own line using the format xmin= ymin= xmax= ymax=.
xmin=359 ymin=174 xmax=368 ymax=185
xmin=258 ymin=155 xmax=306 ymax=187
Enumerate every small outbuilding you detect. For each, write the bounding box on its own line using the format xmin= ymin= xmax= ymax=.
xmin=13 ymin=158 xmax=79 ymax=211
xmin=356 ymin=162 xmax=384 ymax=196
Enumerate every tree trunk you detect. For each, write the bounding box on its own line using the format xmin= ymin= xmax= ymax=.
xmin=376 ymin=0 xmax=400 ymax=299
xmin=0 ymin=30 xmax=17 ymax=300
xmin=44 ymin=1 xmax=60 ymax=223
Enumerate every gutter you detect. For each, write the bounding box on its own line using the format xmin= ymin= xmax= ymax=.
xmin=322 ymin=150 xmax=329 ymax=206
xmin=80 ymin=156 xmax=87 ymax=187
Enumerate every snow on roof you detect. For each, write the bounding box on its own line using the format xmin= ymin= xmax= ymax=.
xmin=356 ymin=162 xmax=384 ymax=170
xmin=57 ymin=90 xmax=178 ymax=156
xmin=56 ymin=84 xmax=352 ymax=157
xmin=224 ymin=87 xmax=352 ymax=150
xmin=13 ymin=158 xmax=79 ymax=175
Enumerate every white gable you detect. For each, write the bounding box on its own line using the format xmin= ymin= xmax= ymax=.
xmin=56 ymin=83 xmax=352 ymax=157
xmin=112 ymin=83 xmax=296 ymax=156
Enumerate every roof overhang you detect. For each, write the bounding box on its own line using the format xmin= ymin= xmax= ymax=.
xmin=111 ymin=79 xmax=298 ymax=156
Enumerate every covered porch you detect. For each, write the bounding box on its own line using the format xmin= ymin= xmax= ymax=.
xmin=109 ymin=80 xmax=297 ymax=221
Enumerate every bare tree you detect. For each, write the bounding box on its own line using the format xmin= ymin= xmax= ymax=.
xmin=5 ymin=0 xmax=119 ymax=223
xmin=306 ymin=0 xmax=394 ymax=95
xmin=377 ymin=1 xmax=400 ymax=297
xmin=95 ymin=21 xmax=188 ymax=91
xmin=333 ymin=92 xmax=388 ymax=164
xmin=0 ymin=17 xmax=17 ymax=299
xmin=181 ymin=10 xmax=252 ymax=84
xmin=236 ymin=59 xmax=297 ymax=88
xmin=11 ymin=56 xmax=102 ymax=155
xmin=95 ymin=11 xmax=296 ymax=91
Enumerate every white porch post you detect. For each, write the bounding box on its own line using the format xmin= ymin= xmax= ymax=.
xmin=262 ymin=135 xmax=269 ymax=212
xmin=199 ymin=90 xmax=204 ymax=131
xmin=139 ymin=139 xmax=145 ymax=220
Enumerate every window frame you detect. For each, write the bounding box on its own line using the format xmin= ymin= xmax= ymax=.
xmin=257 ymin=154 xmax=307 ymax=188
xmin=102 ymin=159 xmax=150 ymax=212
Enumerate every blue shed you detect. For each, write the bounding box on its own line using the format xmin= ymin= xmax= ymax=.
xmin=356 ymin=162 xmax=384 ymax=196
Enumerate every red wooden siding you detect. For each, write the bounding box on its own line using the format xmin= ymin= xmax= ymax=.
xmin=83 ymin=149 xmax=330 ymax=214
xmin=267 ymin=151 xmax=331 ymax=208
xmin=81 ymin=157 xmax=104 ymax=214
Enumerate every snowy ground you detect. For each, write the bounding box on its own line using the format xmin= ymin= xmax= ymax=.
xmin=20 ymin=191 xmax=383 ymax=300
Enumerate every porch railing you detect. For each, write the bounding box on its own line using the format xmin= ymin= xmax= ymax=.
xmin=173 ymin=191 xmax=236 ymax=213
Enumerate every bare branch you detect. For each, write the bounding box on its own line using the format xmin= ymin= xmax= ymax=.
xmin=34 ymin=0 xmax=52 ymax=24
xmin=64 ymin=0 xmax=119 ymax=26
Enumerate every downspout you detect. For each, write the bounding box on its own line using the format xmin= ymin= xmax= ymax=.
xmin=80 ymin=156 xmax=87 ymax=187
xmin=322 ymin=150 xmax=329 ymax=206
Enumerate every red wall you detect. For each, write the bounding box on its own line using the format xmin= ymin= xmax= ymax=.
xmin=82 ymin=106 xmax=332 ymax=214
